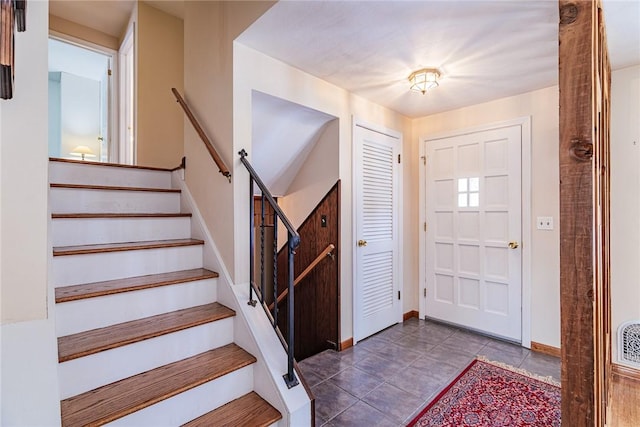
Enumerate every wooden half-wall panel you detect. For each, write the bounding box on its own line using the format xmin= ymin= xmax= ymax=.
xmin=277 ymin=181 xmax=340 ymax=361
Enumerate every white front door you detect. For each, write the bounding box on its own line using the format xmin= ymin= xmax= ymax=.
xmin=425 ymin=124 xmax=522 ymax=341
xmin=354 ymin=123 xmax=402 ymax=342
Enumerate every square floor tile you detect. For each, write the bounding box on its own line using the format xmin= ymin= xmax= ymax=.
xmin=354 ymin=353 xmax=406 ymax=380
xmin=327 ymin=401 xmax=397 ymax=427
xmin=312 ymin=380 xmax=358 ymax=421
xmin=329 ymin=366 xmax=384 ymax=398
xmin=362 ymin=382 xmax=426 ymax=424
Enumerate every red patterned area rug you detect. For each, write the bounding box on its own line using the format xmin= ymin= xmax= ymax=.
xmin=407 ymin=358 xmax=561 ymax=427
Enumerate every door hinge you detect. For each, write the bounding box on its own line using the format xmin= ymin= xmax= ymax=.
xmin=424 ymin=288 xmax=427 ymax=297
xmin=421 ymin=155 xmax=426 ymax=165
xmin=108 ymin=69 xmax=112 ymax=76
xmin=398 ymin=154 xmax=401 ymax=164
xmin=424 ymin=222 xmax=427 ymax=232
xmin=397 ymin=290 xmax=401 ymax=300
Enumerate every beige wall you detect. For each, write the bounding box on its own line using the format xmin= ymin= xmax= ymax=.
xmin=412 ymin=86 xmax=561 ymax=348
xmin=234 ymin=44 xmax=412 ymax=342
xmin=183 ymin=1 xmax=275 ymax=283
xmin=1 ymin=0 xmax=50 ymax=324
xmin=49 ymin=14 xmax=119 ymax=50
xmin=136 ymin=2 xmax=184 ymax=169
xmin=610 ymin=65 xmax=640 ymax=364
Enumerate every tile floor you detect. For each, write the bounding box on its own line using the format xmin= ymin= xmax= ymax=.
xmin=299 ymin=318 xmax=560 ymax=426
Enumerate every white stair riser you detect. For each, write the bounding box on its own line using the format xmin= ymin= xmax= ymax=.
xmin=52 ymin=217 xmax=191 ymax=246
xmin=49 ymin=162 xmax=172 ymax=189
xmin=50 ymin=188 xmax=181 ymax=214
xmin=53 ymin=245 xmax=203 ymax=286
xmin=105 ymin=365 xmax=253 ymax=427
xmin=56 ymin=279 xmax=218 ymax=337
xmin=58 ymin=318 xmax=235 ymax=399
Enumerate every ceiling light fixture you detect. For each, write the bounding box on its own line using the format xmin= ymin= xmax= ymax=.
xmin=408 ymin=68 xmax=440 ymax=95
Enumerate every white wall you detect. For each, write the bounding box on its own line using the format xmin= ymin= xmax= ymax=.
xmin=0 ymin=0 xmax=49 ymax=324
xmin=610 ymin=64 xmax=640 ymax=365
xmin=412 ymin=86 xmax=561 ymax=348
xmin=60 ymin=72 xmax=101 ymax=159
xmin=1 ymin=1 xmax=62 ymax=424
xmin=279 ymin=119 xmax=339 ymax=233
xmin=234 ymin=43 xmax=412 ymax=343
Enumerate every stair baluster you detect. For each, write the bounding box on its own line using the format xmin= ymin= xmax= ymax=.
xmin=239 ymin=149 xmax=300 ymax=389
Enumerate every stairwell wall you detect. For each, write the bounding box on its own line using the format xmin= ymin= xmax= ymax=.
xmin=136 ymin=2 xmax=184 ymax=169
xmin=1 ymin=1 xmax=62 ymax=425
xmin=183 ymin=1 xmax=275 ymax=284
xmin=233 ymin=44 xmax=413 ymax=343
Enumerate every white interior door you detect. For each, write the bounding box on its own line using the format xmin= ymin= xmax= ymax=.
xmin=354 ymin=123 xmax=401 ymax=342
xmin=425 ymin=125 xmax=522 ymax=341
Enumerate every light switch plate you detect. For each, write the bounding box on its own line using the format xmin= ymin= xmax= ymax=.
xmin=537 ymin=216 xmax=554 ymax=230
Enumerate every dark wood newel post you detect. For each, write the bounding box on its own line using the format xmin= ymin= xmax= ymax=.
xmin=1 ymin=0 xmax=27 ymax=100
xmin=558 ymin=1 xmax=611 ymax=426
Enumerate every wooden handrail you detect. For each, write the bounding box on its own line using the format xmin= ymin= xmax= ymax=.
xmin=269 ymin=244 xmax=335 ymax=310
xmin=171 ymin=88 xmax=231 ymax=182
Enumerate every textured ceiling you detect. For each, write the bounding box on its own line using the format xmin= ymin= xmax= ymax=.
xmin=239 ymin=0 xmax=639 ymax=118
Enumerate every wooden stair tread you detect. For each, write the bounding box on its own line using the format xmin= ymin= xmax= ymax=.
xmin=49 ymin=157 xmax=173 ymax=172
xmin=53 ymin=238 xmax=204 ymax=256
xmin=50 ymin=183 xmax=181 ymax=193
xmin=60 ymin=343 xmax=256 ymax=427
xmin=56 ymin=269 xmax=218 ymax=303
xmin=182 ymin=392 xmax=282 ymax=427
xmin=52 ymin=213 xmax=192 ymax=219
xmin=58 ymin=302 xmax=234 ymax=362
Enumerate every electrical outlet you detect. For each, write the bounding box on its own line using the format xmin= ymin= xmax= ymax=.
xmin=536 ymin=216 xmax=553 ymax=230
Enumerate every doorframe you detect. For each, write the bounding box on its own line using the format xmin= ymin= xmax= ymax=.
xmin=351 ymin=117 xmax=404 ymax=345
xmin=118 ymin=22 xmax=135 ymax=165
xmin=49 ymin=31 xmax=119 ymax=163
xmin=418 ymin=116 xmax=532 ymax=347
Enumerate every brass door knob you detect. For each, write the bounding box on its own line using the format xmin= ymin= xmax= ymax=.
xmin=508 ymin=241 xmax=519 ymax=249
xmin=358 ymin=239 xmax=368 ymax=247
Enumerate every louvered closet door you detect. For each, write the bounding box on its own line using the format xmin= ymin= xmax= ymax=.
xmin=354 ymin=124 xmax=401 ymax=342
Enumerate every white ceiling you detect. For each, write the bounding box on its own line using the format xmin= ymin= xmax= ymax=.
xmin=239 ymin=0 xmax=640 ymax=119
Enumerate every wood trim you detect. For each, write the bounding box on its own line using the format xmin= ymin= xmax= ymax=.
xmin=339 ymin=338 xmax=353 ymax=351
xmin=53 ymin=238 xmax=204 ymax=256
xmin=55 ymin=268 xmax=218 ymax=303
xmin=52 ymin=213 xmax=192 ymax=219
xmin=531 ymin=342 xmax=561 ymax=358
xmin=558 ymin=1 xmax=611 ymax=425
xmin=58 ymin=302 xmax=234 ymax=362
xmin=611 ymin=363 xmax=640 ymax=382
xmin=60 ymin=344 xmax=254 ymax=426
xmin=403 ymin=310 xmax=419 ymax=321
xmin=50 ymin=183 xmax=181 ymax=193
xmin=49 ymin=157 xmax=173 ymax=172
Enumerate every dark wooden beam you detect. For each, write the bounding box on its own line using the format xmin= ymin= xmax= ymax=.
xmin=558 ymin=1 xmax=611 ymax=425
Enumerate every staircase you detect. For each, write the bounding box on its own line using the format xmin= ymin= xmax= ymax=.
xmin=49 ymin=158 xmax=282 ymax=426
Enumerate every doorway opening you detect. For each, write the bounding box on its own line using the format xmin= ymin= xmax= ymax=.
xmin=48 ymin=36 xmax=116 ymax=163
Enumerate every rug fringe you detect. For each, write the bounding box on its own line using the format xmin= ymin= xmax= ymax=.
xmin=476 ymin=355 xmax=561 ymax=387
